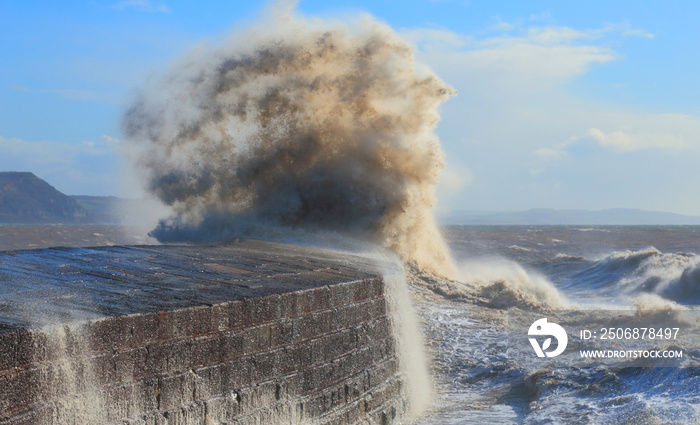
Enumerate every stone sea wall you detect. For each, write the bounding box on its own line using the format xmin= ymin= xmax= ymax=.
xmin=0 ymin=243 xmax=408 ymax=424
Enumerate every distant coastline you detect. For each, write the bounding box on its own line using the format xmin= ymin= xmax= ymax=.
xmin=0 ymin=172 xmax=147 ymax=224
xmin=439 ymin=208 xmax=700 ymax=225
xmin=4 ymin=172 xmax=700 ymax=226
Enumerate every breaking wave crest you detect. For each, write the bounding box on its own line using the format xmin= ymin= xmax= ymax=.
xmin=616 ymin=249 xmax=700 ymax=304
xmin=123 ymin=5 xmax=457 ymax=278
xmin=409 ymin=258 xmax=569 ymax=310
xmin=571 ymin=247 xmax=700 ymax=304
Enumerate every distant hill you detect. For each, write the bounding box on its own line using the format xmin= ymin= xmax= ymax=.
xmin=0 ymin=172 xmax=87 ymax=223
xmin=439 ymin=208 xmax=700 ymax=225
xmin=71 ymin=195 xmax=149 ymax=224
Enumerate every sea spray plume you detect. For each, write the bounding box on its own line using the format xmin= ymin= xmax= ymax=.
xmin=123 ymin=10 xmax=457 ymax=278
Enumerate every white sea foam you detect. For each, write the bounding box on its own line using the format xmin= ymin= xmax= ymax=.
xmin=409 ymin=257 xmax=569 ymax=310
xmin=459 ymin=258 xmax=568 ymax=309
xmin=585 ymin=248 xmax=700 ymax=304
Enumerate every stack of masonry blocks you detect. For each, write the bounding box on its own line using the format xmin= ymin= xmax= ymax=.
xmin=0 ymin=277 xmax=407 ymax=424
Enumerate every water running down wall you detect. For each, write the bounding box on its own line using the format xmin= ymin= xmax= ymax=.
xmin=0 ymin=241 xmax=420 ymax=424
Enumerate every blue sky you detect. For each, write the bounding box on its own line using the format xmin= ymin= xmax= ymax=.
xmin=1 ymin=1 xmax=699 ymax=215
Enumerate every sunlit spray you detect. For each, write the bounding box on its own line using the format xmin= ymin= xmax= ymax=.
xmin=123 ymin=4 xmax=457 ymax=279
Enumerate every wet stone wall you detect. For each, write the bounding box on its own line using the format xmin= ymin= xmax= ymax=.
xmin=0 ymin=242 xmax=407 ymax=424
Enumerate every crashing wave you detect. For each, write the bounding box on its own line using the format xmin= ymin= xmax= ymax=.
xmin=409 ymin=258 xmax=569 ymax=310
xmin=123 ymin=7 xmax=457 ymax=278
xmin=570 ymin=247 xmax=700 ymax=304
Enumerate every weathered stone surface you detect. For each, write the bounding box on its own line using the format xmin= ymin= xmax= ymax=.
xmin=0 ymin=240 xmax=407 ymax=424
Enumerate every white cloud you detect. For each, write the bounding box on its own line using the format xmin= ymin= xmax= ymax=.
xmin=528 ymin=11 xmax=553 ymax=21
xmin=402 ymin=27 xmax=469 ymax=50
xmin=596 ymin=21 xmax=654 ymax=39
xmin=112 ymin=0 xmax=148 ymax=10
xmin=534 ymin=147 xmax=567 ymax=160
xmin=526 ymin=26 xmax=591 ymax=44
xmin=407 ymin=24 xmax=617 ymax=93
xmin=0 ymin=135 xmax=119 ymax=163
xmin=479 ymin=17 xmax=652 ymax=43
xmin=10 ymin=84 xmax=116 ymax=104
xmin=585 ymin=127 xmax=693 ymax=152
xmin=490 ymin=20 xmax=515 ymax=32
xmin=111 ymin=0 xmax=170 ymax=13
xmin=102 ymin=135 xmax=121 ymax=146
xmin=531 ymin=115 xmax=700 ymax=164
xmin=0 ymin=135 xmax=122 ymax=195
xmin=406 ymin=21 xmax=700 ymax=213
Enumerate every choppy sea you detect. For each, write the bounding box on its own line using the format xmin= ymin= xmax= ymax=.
xmin=414 ymin=225 xmax=700 ymax=425
xmin=2 ymin=224 xmax=699 ymax=424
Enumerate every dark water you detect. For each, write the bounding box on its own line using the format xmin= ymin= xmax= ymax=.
xmin=413 ymin=226 xmax=700 ymax=424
